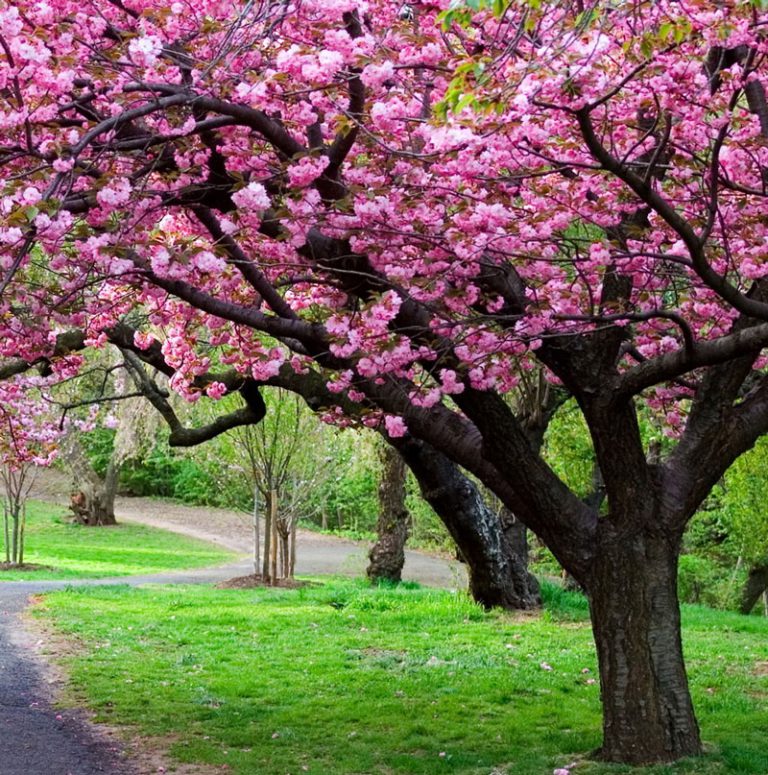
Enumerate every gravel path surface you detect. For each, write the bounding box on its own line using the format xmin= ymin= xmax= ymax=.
xmin=0 ymin=469 xmax=466 ymax=774
xmin=0 ymin=562 xmax=254 ymax=775
xmin=32 ymin=468 xmax=467 ymax=589
xmin=0 ymin=586 xmax=130 ymax=775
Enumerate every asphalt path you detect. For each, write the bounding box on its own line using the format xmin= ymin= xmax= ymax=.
xmin=0 ymin=472 xmax=465 ymax=774
xmin=0 ymin=561 xmax=252 ymax=775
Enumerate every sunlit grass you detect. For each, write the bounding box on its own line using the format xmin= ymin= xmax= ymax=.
xmin=35 ymin=579 xmax=768 ymax=774
xmin=0 ymin=500 xmax=234 ymax=580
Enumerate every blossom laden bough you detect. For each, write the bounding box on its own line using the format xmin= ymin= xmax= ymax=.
xmin=3 ymin=0 xmax=768 ymax=765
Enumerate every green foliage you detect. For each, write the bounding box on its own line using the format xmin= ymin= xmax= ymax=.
xmin=169 ymin=458 xmax=223 ymax=506
xmin=0 ymin=500 xmax=233 ymax=580
xmin=538 ymin=578 xmax=590 ymax=621
xmin=677 ymin=554 xmax=744 ymax=610
xmin=713 ymin=437 xmax=768 ymax=564
xmin=406 ymin=478 xmax=452 ymax=550
xmin=542 ymin=401 xmax=595 ymax=499
xmin=77 ymin=427 xmax=117 ymax=478
xmin=117 ymin=440 xmax=234 ymax=507
xmin=303 ymin=434 xmax=379 ymax=530
xmin=678 ymin=437 xmax=768 ymax=610
xmin=37 ymin=579 xmax=768 ymax=774
xmin=120 ymin=445 xmax=190 ymax=497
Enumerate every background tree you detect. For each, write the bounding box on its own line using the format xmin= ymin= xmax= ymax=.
xmin=367 ymin=442 xmax=410 ymax=584
xmin=227 ymin=388 xmax=331 ymax=582
xmin=0 ymin=379 xmax=59 ymax=564
xmin=1 ymin=461 xmax=35 ymax=566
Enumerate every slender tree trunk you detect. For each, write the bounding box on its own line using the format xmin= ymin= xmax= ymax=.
xmin=290 ymin=520 xmax=297 ymax=578
xmin=586 ymin=530 xmax=701 ymax=763
xmin=262 ymin=491 xmax=272 ymax=580
xmin=11 ymin=513 xmax=18 ymax=565
xmin=270 ymin=489 xmax=278 ymax=584
xmin=395 ymin=438 xmax=540 ymax=609
xmin=17 ymin=504 xmax=25 ymax=565
xmin=739 ymin=562 xmax=768 ymax=614
xmin=281 ymin=532 xmax=290 ymax=579
xmin=3 ymin=506 xmax=9 ymax=563
xmin=252 ymin=485 xmax=260 ymax=575
xmin=367 ymin=445 xmax=410 ymax=584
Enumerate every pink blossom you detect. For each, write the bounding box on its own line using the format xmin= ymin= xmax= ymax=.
xmin=231 ymin=182 xmax=271 ymax=213
xmin=384 ymin=415 xmax=407 ymax=438
xmin=205 ymin=381 xmax=227 ymax=400
xmin=287 ymin=156 xmax=328 ymax=188
xmin=128 ymin=35 xmax=162 ymax=68
xmin=96 ymin=178 xmax=131 ymax=209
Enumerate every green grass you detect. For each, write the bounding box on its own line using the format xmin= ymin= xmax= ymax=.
xmin=0 ymin=501 xmax=234 ymax=580
xmin=35 ymin=579 xmax=768 ymax=775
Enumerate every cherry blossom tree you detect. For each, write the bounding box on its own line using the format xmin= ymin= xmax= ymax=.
xmin=0 ymin=377 xmax=59 ymax=564
xmin=5 ymin=0 xmax=768 ymax=764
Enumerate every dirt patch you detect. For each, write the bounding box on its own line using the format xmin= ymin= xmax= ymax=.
xmin=22 ymin=600 xmax=227 ymax=775
xmin=0 ymin=562 xmax=55 ymax=572
xmin=755 ymin=661 xmax=768 ymax=676
xmin=215 ymin=573 xmax=312 ymax=590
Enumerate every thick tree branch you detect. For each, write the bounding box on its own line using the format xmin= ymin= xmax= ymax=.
xmin=121 ymin=350 xmax=265 ymax=446
xmin=576 ymin=107 xmax=768 ymax=322
xmin=618 ymin=322 xmax=768 ymax=395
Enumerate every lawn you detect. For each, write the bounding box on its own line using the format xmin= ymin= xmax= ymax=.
xmin=34 ymin=580 xmax=768 ymax=775
xmin=0 ymin=500 xmax=234 ymax=580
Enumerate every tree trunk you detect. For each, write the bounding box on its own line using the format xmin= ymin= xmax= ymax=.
xmin=252 ymin=485 xmax=260 ymax=575
xmin=739 ymin=562 xmax=768 ymax=614
xmin=11 ymin=513 xmax=18 ymax=565
xmin=262 ymin=491 xmax=272 ymax=580
xmin=269 ymin=489 xmax=278 ymax=584
xmin=586 ymin=530 xmax=701 ymax=763
xmin=64 ymin=434 xmax=118 ymax=526
xmin=17 ymin=504 xmax=25 ymax=565
xmin=278 ymin=528 xmax=290 ymax=579
xmin=395 ymin=438 xmax=540 ymax=610
xmin=367 ymin=445 xmax=410 ymax=584
xmin=3 ymin=507 xmax=9 ymax=563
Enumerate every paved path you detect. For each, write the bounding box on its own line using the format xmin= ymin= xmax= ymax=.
xmin=0 ymin=584 xmax=131 ymax=775
xmin=0 ymin=562 xmax=253 ymax=775
xmin=0 ymin=471 xmax=466 ymax=773
xmin=32 ymin=468 xmax=467 ymax=589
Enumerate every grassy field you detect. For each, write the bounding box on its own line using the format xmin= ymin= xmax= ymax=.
xmin=0 ymin=501 xmax=234 ymax=580
xmin=34 ymin=580 xmax=768 ymax=775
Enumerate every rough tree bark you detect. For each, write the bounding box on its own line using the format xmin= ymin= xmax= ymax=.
xmin=395 ymin=437 xmax=540 ymax=610
xmin=740 ymin=562 xmax=768 ymax=614
xmin=367 ymin=444 xmax=410 ymax=583
xmin=63 ymin=433 xmax=118 ymax=526
xmin=586 ymin=527 xmax=700 ymax=763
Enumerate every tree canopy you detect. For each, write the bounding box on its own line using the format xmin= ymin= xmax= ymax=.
xmin=3 ymin=0 xmax=768 ymax=765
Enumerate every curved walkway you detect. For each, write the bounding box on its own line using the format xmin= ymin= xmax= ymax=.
xmin=0 ymin=560 xmax=253 ymax=775
xmin=0 ymin=473 xmax=466 ymax=773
